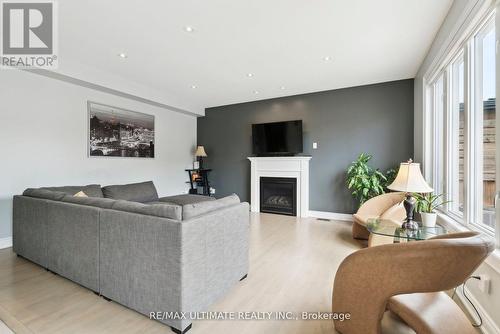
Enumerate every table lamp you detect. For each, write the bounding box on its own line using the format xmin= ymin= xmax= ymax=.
xmin=195 ymin=146 xmax=207 ymax=169
xmin=387 ymin=159 xmax=433 ymax=230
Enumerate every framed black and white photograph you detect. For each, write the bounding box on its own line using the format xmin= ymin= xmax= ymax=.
xmin=88 ymin=102 xmax=155 ymax=158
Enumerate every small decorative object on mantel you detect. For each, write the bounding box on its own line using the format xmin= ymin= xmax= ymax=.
xmin=387 ymin=159 xmax=433 ymax=230
xmin=195 ymin=146 xmax=208 ymax=169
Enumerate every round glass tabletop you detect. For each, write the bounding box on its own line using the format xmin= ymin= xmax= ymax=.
xmin=366 ymin=218 xmax=447 ymax=241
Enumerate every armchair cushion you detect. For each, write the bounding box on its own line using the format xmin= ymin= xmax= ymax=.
xmin=379 ymin=203 xmax=405 ymax=222
xmin=356 ymin=192 xmax=405 ymax=217
xmin=352 ymin=192 xmax=405 ymax=240
xmin=388 ymin=292 xmax=476 ymax=334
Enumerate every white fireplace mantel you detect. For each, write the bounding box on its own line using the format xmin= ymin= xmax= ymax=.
xmin=248 ymin=156 xmax=312 ymax=217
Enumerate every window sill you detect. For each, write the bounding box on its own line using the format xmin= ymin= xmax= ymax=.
xmin=436 ymin=212 xmax=500 ymax=274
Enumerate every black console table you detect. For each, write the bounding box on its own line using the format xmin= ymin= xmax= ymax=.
xmin=185 ymin=169 xmax=212 ymax=196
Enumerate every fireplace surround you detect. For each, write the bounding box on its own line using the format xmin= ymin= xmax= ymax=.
xmin=248 ymin=156 xmax=311 ymax=217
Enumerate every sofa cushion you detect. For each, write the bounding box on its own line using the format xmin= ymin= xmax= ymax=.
xmin=23 ymin=188 xmax=67 ymax=201
xmin=158 ymin=194 xmax=215 ymax=206
xmin=182 ymin=194 xmax=240 ymax=220
xmin=112 ymin=200 xmax=182 ymax=220
xmin=61 ymin=195 xmax=116 ymax=209
xmin=42 ymin=184 xmax=104 ymax=198
xmin=102 ymin=181 xmax=159 ymax=203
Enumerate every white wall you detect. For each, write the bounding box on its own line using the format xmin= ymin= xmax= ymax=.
xmin=414 ymin=0 xmax=500 ymax=332
xmin=0 ymin=69 xmax=197 ymax=240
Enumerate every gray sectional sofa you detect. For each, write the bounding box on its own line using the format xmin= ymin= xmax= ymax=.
xmin=13 ymin=181 xmax=250 ymax=334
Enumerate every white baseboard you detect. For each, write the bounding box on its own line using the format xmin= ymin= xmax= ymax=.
xmin=455 ymin=285 xmax=500 ymax=334
xmin=0 ymin=237 xmax=12 ymax=250
xmin=308 ymin=210 xmax=353 ymax=222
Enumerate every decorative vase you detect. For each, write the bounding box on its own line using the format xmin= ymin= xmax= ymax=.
xmin=421 ymin=212 xmax=437 ymax=227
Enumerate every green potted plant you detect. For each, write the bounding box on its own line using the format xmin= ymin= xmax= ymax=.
xmin=414 ymin=193 xmax=450 ymax=227
xmin=346 ymin=153 xmax=388 ymax=205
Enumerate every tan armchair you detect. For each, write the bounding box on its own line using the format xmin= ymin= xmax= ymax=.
xmin=332 ymin=231 xmax=495 ymax=334
xmin=352 ymin=192 xmax=406 ymax=240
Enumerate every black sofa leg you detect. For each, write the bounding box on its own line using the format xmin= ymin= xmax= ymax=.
xmin=240 ymin=274 xmax=248 ymax=281
xmin=46 ymin=269 xmax=57 ymax=275
xmin=171 ymin=323 xmax=192 ymax=334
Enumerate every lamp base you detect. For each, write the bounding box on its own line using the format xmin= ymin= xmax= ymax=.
xmin=401 ymin=220 xmax=419 ymax=230
xmin=402 ymin=193 xmax=419 ymax=230
xmin=197 ymin=157 xmax=204 ymax=170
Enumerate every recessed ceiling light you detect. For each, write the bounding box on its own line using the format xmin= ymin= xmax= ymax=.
xmin=323 ymin=56 xmax=331 ymax=61
xmin=184 ymin=26 xmax=194 ymax=33
xmin=254 ymin=90 xmax=259 ymax=94
xmin=118 ymin=53 xmax=128 ymax=58
xmin=280 ymin=86 xmax=285 ymax=90
xmin=191 ymin=85 xmax=197 ymax=89
xmin=247 ymin=73 xmax=254 ymax=77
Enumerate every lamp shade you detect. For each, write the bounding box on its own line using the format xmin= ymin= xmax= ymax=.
xmin=388 ymin=161 xmax=433 ymax=193
xmin=195 ymin=146 xmax=207 ymax=157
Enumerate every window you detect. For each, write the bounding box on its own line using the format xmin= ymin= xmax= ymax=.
xmin=432 ymin=74 xmax=445 ymax=196
xmin=473 ymin=20 xmax=496 ymax=231
xmin=448 ymin=54 xmax=465 ymax=218
xmin=426 ymin=11 xmax=497 ymax=238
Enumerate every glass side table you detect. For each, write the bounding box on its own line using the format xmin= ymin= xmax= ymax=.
xmin=366 ymin=218 xmax=447 ymax=243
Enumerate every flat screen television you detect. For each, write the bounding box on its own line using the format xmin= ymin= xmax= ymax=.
xmin=252 ymin=120 xmax=303 ymax=156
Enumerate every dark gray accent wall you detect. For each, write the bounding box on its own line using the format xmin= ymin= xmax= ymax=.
xmin=198 ymin=79 xmax=414 ymax=214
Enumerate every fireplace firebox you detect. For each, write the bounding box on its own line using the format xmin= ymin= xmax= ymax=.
xmin=260 ymin=177 xmax=297 ymax=216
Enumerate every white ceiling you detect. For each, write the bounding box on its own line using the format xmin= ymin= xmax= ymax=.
xmin=59 ymin=0 xmax=453 ymax=113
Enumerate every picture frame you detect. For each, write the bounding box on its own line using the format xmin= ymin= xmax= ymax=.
xmin=87 ymin=101 xmax=155 ymax=158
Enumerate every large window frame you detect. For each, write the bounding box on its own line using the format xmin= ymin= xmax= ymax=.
xmin=425 ymin=9 xmax=498 ymax=241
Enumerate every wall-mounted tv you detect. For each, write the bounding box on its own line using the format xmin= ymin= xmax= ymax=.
xmin=252 ymin=120 xmax=303 ymax=156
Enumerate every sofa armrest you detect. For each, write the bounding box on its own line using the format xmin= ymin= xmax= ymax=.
xmin=181 ymin=202 xmax=250 ymax=310
xmin=13 ymin=196 xmax=49 ymax=267
xmin=98 ymin=202 xmax=250 ymax=332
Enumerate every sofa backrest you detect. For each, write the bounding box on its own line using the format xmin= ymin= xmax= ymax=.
xmin=42 ymin=184 xmax=104 ymax=198
xmin=112 ymin=200 xmax=182 ymax=220
xmin=102 ymin=181 xmax=159 ymax=203
xmin=183 ymin=194 xmax=241 ymax=220
xmin=21 ymin=183 xmax=239 ymax=221
xmin=61 ymin=195 xmax=117 ymax=209
xmin=23 ymin=188 xmax=67 ymax=201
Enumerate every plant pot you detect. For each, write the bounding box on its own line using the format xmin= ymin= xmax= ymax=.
xmin=421 ymin=212 xmax=437 ymax=227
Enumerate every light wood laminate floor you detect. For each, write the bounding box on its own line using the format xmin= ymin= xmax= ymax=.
xmin=0 ymin=213 xmax=360 ymax=334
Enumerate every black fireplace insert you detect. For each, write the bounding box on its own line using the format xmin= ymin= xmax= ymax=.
xmin=260 ymin=177 xmax=297 ymax=216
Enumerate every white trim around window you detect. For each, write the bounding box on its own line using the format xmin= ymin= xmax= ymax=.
xmin=423 ymin=3 xmax=499 ymax=250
